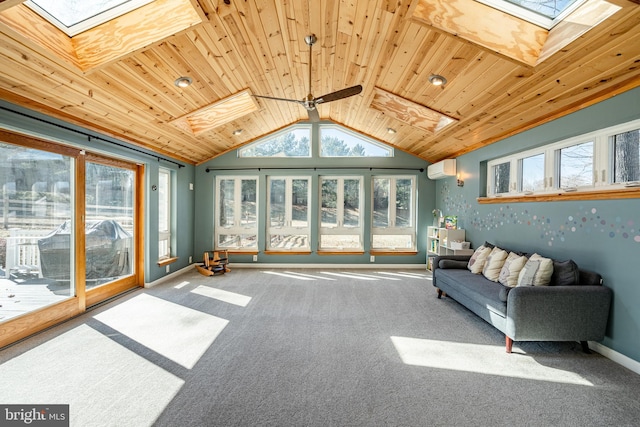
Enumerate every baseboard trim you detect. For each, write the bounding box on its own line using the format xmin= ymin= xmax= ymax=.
xmin=145 ymin=264 xmax=194 ymax=288
xmin=229 ymin=263 xmax=429 ymax=269
xmin=589 ymin=341 xmax=640 ymax=375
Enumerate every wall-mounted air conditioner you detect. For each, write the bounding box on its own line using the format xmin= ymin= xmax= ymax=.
xmin=427 ymin=159 xmax=456 ymax=180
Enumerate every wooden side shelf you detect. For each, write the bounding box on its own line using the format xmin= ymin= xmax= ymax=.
xmin=195 ymin=250 xmax=230 ymax=276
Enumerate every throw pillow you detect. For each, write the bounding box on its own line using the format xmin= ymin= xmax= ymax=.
xmin=498 ymin=252 xmax=528 ymax=287
xmin=467 ymin=245 xmax=492 ymax=274
xmin=439 ymin=259 xmax=469 ymax=269
xmin=550 ymin=259 xmax=580 ymax=286
xmin=482 ymin=246 xmax=508 ymax=282
xmin=517 ymin=253 xmax=554 ymax=287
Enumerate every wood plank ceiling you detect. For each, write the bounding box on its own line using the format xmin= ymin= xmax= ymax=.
xmin=0 ymin=0 xmax=639 ymax=165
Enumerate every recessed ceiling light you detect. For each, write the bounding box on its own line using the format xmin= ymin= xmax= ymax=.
xmin=387 ymin=127 xmax=396 ymax=134
xmin=428 ymin=74 xmax=447 ymax=86
xmin=232 ymin=129 xmax=243 ymax=136
xmin=174 ymin=76 xmax=192 ymax=88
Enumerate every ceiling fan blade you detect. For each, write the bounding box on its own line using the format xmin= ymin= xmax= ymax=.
xmin=307 ymin=107 xmax=320 ymax=122
xmin=252 ymin=94 xmax=303 ymax=105
xmin=315 ymin=85 xmax=363 ymax=104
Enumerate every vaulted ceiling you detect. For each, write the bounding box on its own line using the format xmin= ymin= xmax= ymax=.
xmin=0 ymin=0 xmax=639 ymax=165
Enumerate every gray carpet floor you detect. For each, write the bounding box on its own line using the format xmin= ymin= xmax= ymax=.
xmin=1 ymin=268 xmax=639 ymax=427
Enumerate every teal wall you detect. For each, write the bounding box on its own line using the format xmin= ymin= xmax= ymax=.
xmin=195 ymin=122 xmax=432 ymax=265
xmin=0 ymin=101 xmax=195 ymax=284
xmin=434 ymin=87 xmax=640 ymax=363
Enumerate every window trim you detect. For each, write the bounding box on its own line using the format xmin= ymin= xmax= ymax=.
xmin=370 ymin=175 xmax=417 ymax=252
xmin=266 ymin=176 xmax=312 ymax=252
xmin=318 ymin=175 xmax=364 ymax=252
xmin=214 ymin=176 xmax=259 ymax=251
xmin=157 ymin=167 xmax=172 ymax=261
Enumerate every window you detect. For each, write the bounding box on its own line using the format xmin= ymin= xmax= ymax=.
xmin=25 ymin=0 xmax=154 ymax=37
xmin=476 ymin=0 xmax=586 ymax=29
xmin=371 ymin=176 xmax=416 ymax=251
xmin=319 ymin=176 xmax=363 ymax=251
xmin=520 ymin=153 xmax=545 ymax=192
xmin=238 ymin=125 xmax=311 ymax=158
xmin=491 ymin=161 xmax=511 ymax=195
xmin=267 ymin=177 xmax=311 ymax=251
xmin=158 ymin=168 xmax=171 ymax=260
xmin=215 ymin=177 xmax=258 ymax=250
xmin=558 ymin=141 xmax=593 ymax=189
xmin=485 ymin=118 xmax=640 ymax=197
xmin=319 ymin=125 xmax=393 ymax=157
xmin=612 ymin=128 xmax=640 ymax=184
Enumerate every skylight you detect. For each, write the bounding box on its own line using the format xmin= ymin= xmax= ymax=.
xmin=476 ymin=0 xmax=587 ymax=29
xmin=25 ymin=0 xmax=154 ymax=36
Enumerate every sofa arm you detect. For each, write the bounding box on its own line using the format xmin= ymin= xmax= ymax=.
xmin=506 ymin=285 xmax=612 ymax=342
xmin=432 ymin=255 xmax=471 ymax=288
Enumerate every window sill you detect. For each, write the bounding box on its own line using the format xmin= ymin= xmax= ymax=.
xmin=157 ymin=257 xmax=178 ymax=267
xmin=264 ymin=250 xmax=312 ymax=255
xmin=317 ymin=251 xmax=365 ymax=256
xmin=478 ymin=187 xmax=640 ymax=204
xmin=370 ymin=250 xmax=418 ymax=256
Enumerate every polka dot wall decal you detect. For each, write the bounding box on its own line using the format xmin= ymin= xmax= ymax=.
xmin=592 ymin=208 xmax=597 ymax=214
xmin=635 ymin=236 xmax=640 ymax=243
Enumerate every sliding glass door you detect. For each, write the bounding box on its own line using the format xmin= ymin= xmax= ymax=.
xmin=0 ymin=140 xmax=76 ymax=323
xmin=0 ymin=130 xmax=143 ymax=347
xmin=84 ymin=155 xmax=141 ymax=307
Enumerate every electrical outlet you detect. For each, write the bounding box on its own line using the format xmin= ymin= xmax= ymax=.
xmin=370 ymin=255 xmax=375 ymax=263
xmin=253 ymin=254 xmax=258 ymax=262
xmin=189 ymin=256 xmax=192 ymax=263
xmin=165 ymin=265 xmax=170 ymax=273
xmin=189 ymin=182 xmax=194 ymax=190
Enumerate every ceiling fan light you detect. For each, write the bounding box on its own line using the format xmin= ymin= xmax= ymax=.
xmin=429 ymin=74 xmax=447 ymax=86
xmin=174 ymin=76 xmax=192 ymax=88
xmin=232 ymin=129 xmax=243 ymax=136
xmin=387 ymin=127 xmax=396 ymax=134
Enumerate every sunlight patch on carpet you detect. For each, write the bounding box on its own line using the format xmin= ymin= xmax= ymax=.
xmin=377 ymin=271 xmax=432 ymax=280
xmin=173 ymin=280 xmax=191 ymax=289
xmin=283 ymin=271 xmax=337 ymax=280
xmin=94 ymin=294 xmax=228 ymax=369
xmin=391 ymin=336 xmax=593 ymax=386
xmin=0 ymin=324 xmax=184 ymax=426
xmin=191 ymin=285 xmax=252 ymax=307
xmin=321 ymin=272 xmax=379 ymax=280
xmin=262 ymin=271 xmax=318 ymax=280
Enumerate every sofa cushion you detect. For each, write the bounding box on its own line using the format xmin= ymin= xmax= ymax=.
xmin=550 ymin=259 xmax=580 ymax=286
xmin=434 ymin=268 xmax=507 ymax=317
xmin=517 ymin=253 xmax=554 ymax=286
xmin=482 ymin=246 xmax=508 ymax=282
xmin=467 ymin=245 xmax=492 ymax=274
xmin=498 ymin=252 xmax=528 ymax=287
xmin=498 ymin=285 xmax=512 ymax=302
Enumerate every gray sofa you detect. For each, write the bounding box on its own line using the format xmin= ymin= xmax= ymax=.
xmin=432 ymin=250 xmax=612 ymax=353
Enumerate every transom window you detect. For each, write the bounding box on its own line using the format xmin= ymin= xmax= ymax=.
xmin=25 ymin=0 xmax=154 ymax=37
xmin=486 ymin=118 xmax=640 ymax=197
xmin=476 ymin=0 xmax=586 ymax=29
xmin=319 ymin=125 xmax=393 ymax=158
xmin=238 ymin=125 xmax=311 ymax=158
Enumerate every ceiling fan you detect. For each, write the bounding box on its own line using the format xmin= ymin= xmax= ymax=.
xmin=252 ymin=34 xmax=363 ymax=122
